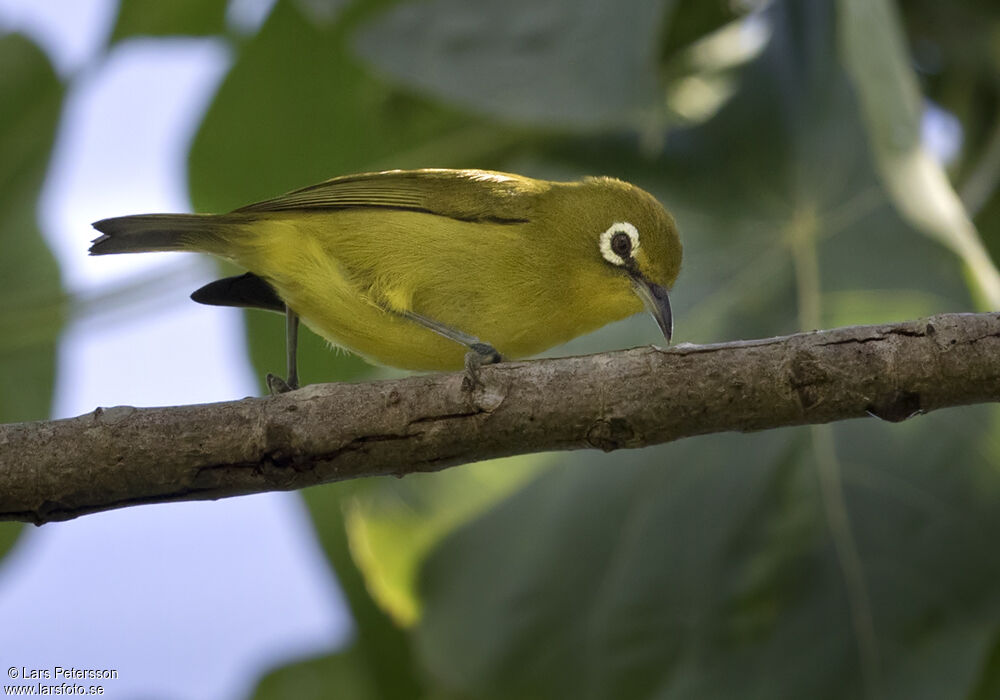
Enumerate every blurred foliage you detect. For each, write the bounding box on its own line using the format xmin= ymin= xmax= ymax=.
xmin=2 ymin=0 xmax=1000 ymax=697
xmin=353 ymin=0 xmax=672 ymax=130
xmin=343 ymin=453 xmax=550 ymax=627
xmin=0 ymin=35 xmax=64 ymax=423
xmin=110 ymin=0 xmax=230 ymax=42
xmin=901 ymin=0 xmax=1000 ymax=172
xmin=898 ymin=0 xmax=1000 ymax=263
xmin=256 ymin=480 xmax=425 ymax=700
xmin=839 ymin=0 xmax=1000 ymax=310
xmin=0 ymin=34 xmax=65 ymax=557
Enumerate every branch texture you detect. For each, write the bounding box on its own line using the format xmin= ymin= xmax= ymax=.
xmin=2 ymin=312 xmax=998 ymax=524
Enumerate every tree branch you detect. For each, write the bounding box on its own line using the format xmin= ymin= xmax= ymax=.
xmin=2 ymin=312 xmax=998 ymax=525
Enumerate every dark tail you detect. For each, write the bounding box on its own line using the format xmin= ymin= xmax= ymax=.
xmin=90 ymin=214 xmax=230 ymax=255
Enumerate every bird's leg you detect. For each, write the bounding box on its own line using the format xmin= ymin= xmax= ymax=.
xmin=399 ymin=310 xmax=501 ymax=388
xmin=266 ymin=307 xmax=300 ymax=394
xmin=286 ymin=308 xmax=300 ymax=390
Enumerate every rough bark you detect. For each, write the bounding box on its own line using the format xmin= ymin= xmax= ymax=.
xmin=1 ymin=312 xmax=998 ymax=525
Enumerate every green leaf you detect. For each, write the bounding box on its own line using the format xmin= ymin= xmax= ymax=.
xmin=0 ymin=32 xmax=64 ymax=571
xmin=254 ymin=647 xmax=380 ymax=700
xmin=110 ymin=0 xmax=230 ymax=41
xmin=0 ymin=34 xmax=65 ymax=425
xmin=189 ymin=0 xmax=520 ymax=213
xmin=837 ymin=0 xmax=1000 ymax=308
xmin=354 ymin=0 xmax=674 ymax=130
xmin=658 ymin=0 xmax=743 ymax=59
xmin=0 ymin=522 xmax=23 ymax=562
xmin=248 ymin=481 xmax=423 ymax=700
xmin=416 ymin=432 xmax=807 ymax=698
xmin=417 ymin=411 xmax=1000 ymax=699
xmin=345 ymin=454 xmax=550 ymax=626
xmin=898 ymin=0 xmax=1000 ymax=213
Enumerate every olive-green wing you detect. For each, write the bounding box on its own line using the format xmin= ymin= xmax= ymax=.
xmin=232 ymin=168 xmax=545 ymax=223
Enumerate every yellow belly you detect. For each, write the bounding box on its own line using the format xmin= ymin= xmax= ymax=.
xmin=225 ymin=211 xmax=642 ymax=371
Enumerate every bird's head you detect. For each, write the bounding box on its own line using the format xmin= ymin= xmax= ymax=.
xmin=546 ymin=177 xmax=682 ymax=342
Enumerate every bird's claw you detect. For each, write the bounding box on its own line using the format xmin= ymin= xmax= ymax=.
xmin=463 ymin=343 xmax=501 ymax=391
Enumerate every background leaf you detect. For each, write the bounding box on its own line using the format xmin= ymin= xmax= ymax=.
xmin=416 ymin=408 xmax=1000 ymax=699
xmin=0 ymin=33 xmax=65 ymax=558
xmin=110 ymin=0 xmax=230 ymax=42
xmin=837 ymin=0 xmax=1000 ymax=308
xmin=253 ymin=644 xmax=381 ymax=700
xmin=354 ymin=0 xmax=674 ymax=130
xmin=344 ymin=454 xmax=550 ymax=626
xmin=897 ymin=0 xmax=1000 ymax=289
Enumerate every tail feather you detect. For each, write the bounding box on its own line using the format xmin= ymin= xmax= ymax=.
xmin=90 ymin=214 xmax=228 ymax=255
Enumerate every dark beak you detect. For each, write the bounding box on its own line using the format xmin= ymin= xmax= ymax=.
xmin=631 ymin=275 xmax=673 ymax=343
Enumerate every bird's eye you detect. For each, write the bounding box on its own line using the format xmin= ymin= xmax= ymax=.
xmin=611 ymin=231 xmax=632 ymax=258
xmin=599 ymin=222 xmax=640 ymax=267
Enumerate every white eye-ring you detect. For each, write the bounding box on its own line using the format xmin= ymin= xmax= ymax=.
xmin=599 ymin=222 xmax=640 ymax=266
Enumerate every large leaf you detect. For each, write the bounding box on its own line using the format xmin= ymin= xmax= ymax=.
xmin=417 ymin=411 xmax=1000 ymax=699
xmin=411 ymin=2 xmax=1000 ymax=698
xmin=0 ymin=34 xmax=64 ymax=422
xmin=354 ymin=0 xmax=767 ymax=135
xmin=837 ymin=0 xmax=1000 ymax=308
xmin=253 ymin=645 xmax=380 ymax=700
xmin=110 ymin=0 xmax=230 ymax=42
xmin=263 ymin=481 xmax=424 ymax=700
xmin=0 ymin=33 xmax=65 ymax=557
xmin=344 ymin=454 xmax=550 ymax=626
xmin=897 ymin=1 xmax=1000 ymax=257
xmin=189 ymin=0 xmax=520 ymax=214
xmin=355 ymin=0 xmax=673 ymax=131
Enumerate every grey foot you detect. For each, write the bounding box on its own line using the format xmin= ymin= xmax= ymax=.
xmin=463 ymin=343 xmax=502 ymax=390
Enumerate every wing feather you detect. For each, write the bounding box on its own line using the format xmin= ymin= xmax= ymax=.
xmin=232 ymin=169 xmax=543 ymax=223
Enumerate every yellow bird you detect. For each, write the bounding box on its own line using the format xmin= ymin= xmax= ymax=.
xmin=91 ymin=169 xmax=682 ymax=391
